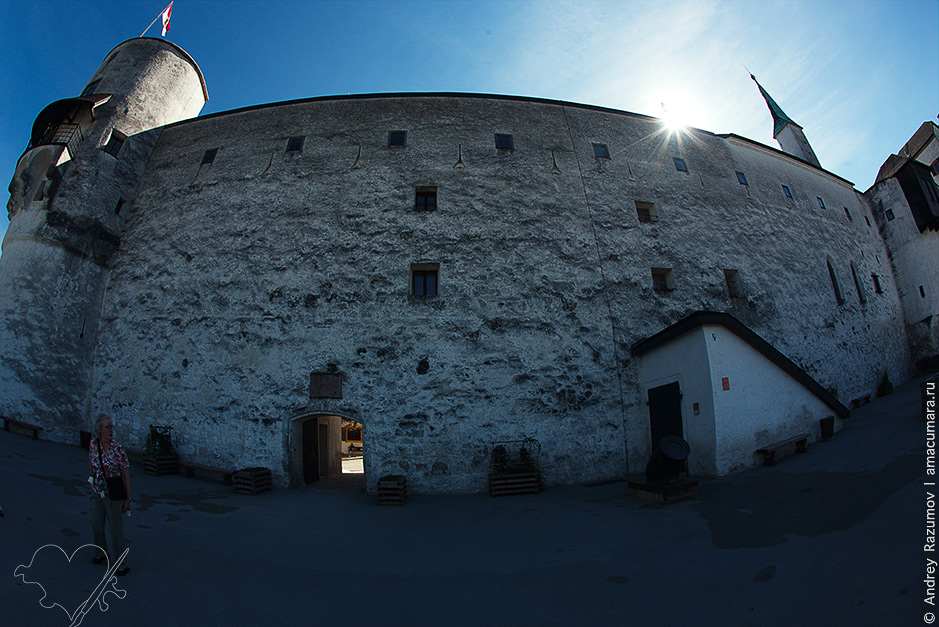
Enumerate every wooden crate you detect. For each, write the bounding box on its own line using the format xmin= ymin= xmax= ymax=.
xmin=142 ymin=455 xmax=179 ymax=476
xmin=233 ymin=467 xmax=272 ymax=495
xmin=377 ymin=478 xmax=407 ymax=505
xmin=488 ymin=472 xmax=540 ymax=497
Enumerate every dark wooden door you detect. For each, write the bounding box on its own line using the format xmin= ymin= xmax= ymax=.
xmin=648 ymin=381 xmax=682 ymax=451
xmin=303 ymin=419 xmax=319 ymax=484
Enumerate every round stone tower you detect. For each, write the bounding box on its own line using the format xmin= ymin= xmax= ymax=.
xmin=0 ymin=38 xmax=207 ymax=441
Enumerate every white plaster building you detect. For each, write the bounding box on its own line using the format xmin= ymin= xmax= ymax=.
xmin=1 ymin=38 xmax=936 ymax=492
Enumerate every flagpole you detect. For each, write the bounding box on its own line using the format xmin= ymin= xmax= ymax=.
xmin=140 ymin=2 xmax=173 ymax=37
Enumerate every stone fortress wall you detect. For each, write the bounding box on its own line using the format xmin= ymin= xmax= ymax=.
xmin=1 ymin=38 xmax=925 ymax=493
xmin=88 ymin=92 xmax=909 ymax=492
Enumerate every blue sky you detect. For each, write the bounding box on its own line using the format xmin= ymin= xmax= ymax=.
xmin=1 ymin=0 xmax=937 ymax=248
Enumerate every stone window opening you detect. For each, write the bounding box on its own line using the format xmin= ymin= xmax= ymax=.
xmin=635 ymin=201 xmax=658 ymax=223
xmin=844 ymin=206 xmax=853 ymax=221
xmin=817 ymin=196 xmax=826 ymax=210
xmin=495 ymin=134 xmax=514 ymax=150
xmin=388 ymin=131 xmax=407 ymax=147
xmin=115 ymin=198 xmax=126 ymax=216
xmin=411 ymin=263 xmax=439 ymax=297
xmin=827 ymin=256 xmax=844 ymax=305
xmin=921 ymin=285 xmax=927 ymax=299
xmin=415 ymin=186 xmax=437 ymax=212
xmin=673 ymin=157 xmax=688 ymax=173
xmin=724 ymin=269 xmax=744 ymax=299
xmin=201 ymin=148 xmax=218 ymax=164
xmin=101 ymin=130 xmax=125 ymax=158
xmin=80 ymin=79 xmax=101 ymax=97
xmin=872 ymin=273 xmax=883 ymax=294
xmin=651 ymin=268 xmax=674 ymax=292
xmin=851 ymin=262 xmax=866 ymax=304
xmin=885 ymin=209 xmax=895 ymax=221
xmin=593 ymin=143 xmax=610 ymax=159
xmin=286 ymin=136 xmax=305 ymax=152
xmin=735 ymin=171 xmax=748 ymax=186
xmin=782 ymin=185 xmax=793 ymax=199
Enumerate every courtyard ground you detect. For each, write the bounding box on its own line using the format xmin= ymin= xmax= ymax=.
xmin=1 ymin=373 xmax=930 ymax=626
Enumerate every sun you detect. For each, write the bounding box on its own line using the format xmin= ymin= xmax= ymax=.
xmin=656 ymin=93 xmax=699 ymax=132
xmin=660 ymin=101 xmax=688 ymax=132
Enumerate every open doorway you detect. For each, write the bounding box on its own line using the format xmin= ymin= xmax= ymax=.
xmin=292 ymin=413 xmax=365 ymax=492
xmin=341 ymin=418 xmax=364 ymax=476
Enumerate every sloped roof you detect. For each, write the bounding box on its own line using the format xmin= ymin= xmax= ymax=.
xmin=631 ymin=311 xmax=850 ymax=418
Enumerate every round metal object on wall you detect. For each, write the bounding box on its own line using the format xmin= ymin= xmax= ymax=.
xmin=659 ymin=436 xmax=690 ymax=461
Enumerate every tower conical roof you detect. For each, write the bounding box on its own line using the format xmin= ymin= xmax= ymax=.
xmin=750 ymin=74 xmax=799 ymax=138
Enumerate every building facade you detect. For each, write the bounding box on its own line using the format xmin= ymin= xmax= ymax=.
xmin=2 ymin=38 xmax=934 ymax=492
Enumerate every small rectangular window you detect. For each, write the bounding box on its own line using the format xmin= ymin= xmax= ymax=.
xmin=817 ymin=196 xmax=826 ymax=209
xmin=81 ymin=79 xmax=101 ymax=96
xmin=673 ymin=157 xmax=688 ymax=172
xmin=593 ymin=143 xmax=610 ymax=159
xmin=415 ymin=187 xmax=437 ymax=212
xmin=286 ymin=136 xmax=305 ymax=152
xmin=843 ymin=207 xmax=852 ymax=221
xmin=388 ymin=131 xmax=407 ymax=147
xmin=201 ymin=148 xmax=218 ymax=164
xmin=865 ymin=216 xmax=871 ymax=227
xmin=651 ymin=268 xmax=674 ymax=292
xmin=782 ymin=185 xmax=793 ymax=198
xmin=872 ymin=274 xmax=883 ymax=294
xmin=921 ymin=285 xmax=927 ymax=298
xmin=411 ymin=264 xmax=439 ymax=297
xmin=735 ymin=171 xmax=748 ymax=186
xmin=495 ymin=134 xmax=514 ymax=150
xmin=635 ymin=201 xmax=657 ymax=223
xmin=115 ymin=198 xmax=126 ymax=216
xmin=885 ymin=209 xmax=895 ymax=221
xmin=724 ymin=269 xmax=743 ymax=299
xmin=101 ymin=131 xmax=125 ymax=157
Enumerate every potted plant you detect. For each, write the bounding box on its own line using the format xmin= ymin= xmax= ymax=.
xmin=488 ymin=438 xmax=542 ymax=496
xmin=142 ymin=425 xmax=179 ymax=475
xmin=377 ymin=474 xmax=407 ymax=505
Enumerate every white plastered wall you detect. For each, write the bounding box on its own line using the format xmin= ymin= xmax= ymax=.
xmin=636 ymin=327 xmax=717 ymax=476
xmin=704 ymin=325 xmax=840 ymax=475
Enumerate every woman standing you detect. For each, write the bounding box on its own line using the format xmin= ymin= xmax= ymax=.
xmin=88 ymin=414 xmax=131 ymax=576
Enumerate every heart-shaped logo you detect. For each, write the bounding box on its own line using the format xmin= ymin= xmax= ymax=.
xmin=13 ymin=544 xmax=128 ymax=626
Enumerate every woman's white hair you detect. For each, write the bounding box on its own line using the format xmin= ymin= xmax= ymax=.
xmin=93 ymin=414 xmax=112 ymax=437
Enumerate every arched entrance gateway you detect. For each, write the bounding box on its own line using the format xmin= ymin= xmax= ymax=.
xmin=288 ymin=413 xmax=366 ymax=490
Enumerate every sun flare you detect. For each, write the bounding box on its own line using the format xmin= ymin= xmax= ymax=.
xmin=657 ymin=94 xmax=699 ymax=132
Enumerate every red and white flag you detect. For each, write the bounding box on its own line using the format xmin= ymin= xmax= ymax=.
xmin=160 ymin=2 xmax=173 ymax=37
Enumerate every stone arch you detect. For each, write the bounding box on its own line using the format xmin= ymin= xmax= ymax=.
xmin=287 ymin=410 xmax=368 ymax=488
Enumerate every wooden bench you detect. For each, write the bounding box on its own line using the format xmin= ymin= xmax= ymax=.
xmin=180 ymin=462 xmax=233 ymax=485
xmin=756 ymin=433 xmax=809 ymax=466
xmin=2 ymin=416 xmax=43 ymax=440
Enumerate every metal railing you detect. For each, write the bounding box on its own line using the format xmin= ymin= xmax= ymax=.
xmin=28 ymin=122 xmax=84 ymax=159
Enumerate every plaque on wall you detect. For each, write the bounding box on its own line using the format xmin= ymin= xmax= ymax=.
xmin=310 ymin=372 xmax=342 ymax=399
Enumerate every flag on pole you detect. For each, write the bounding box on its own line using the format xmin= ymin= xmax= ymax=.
xmin=141 ymin=2 xmax=175 ymax=38
xmin=161 ymin=2 xmax=173 ymax=37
